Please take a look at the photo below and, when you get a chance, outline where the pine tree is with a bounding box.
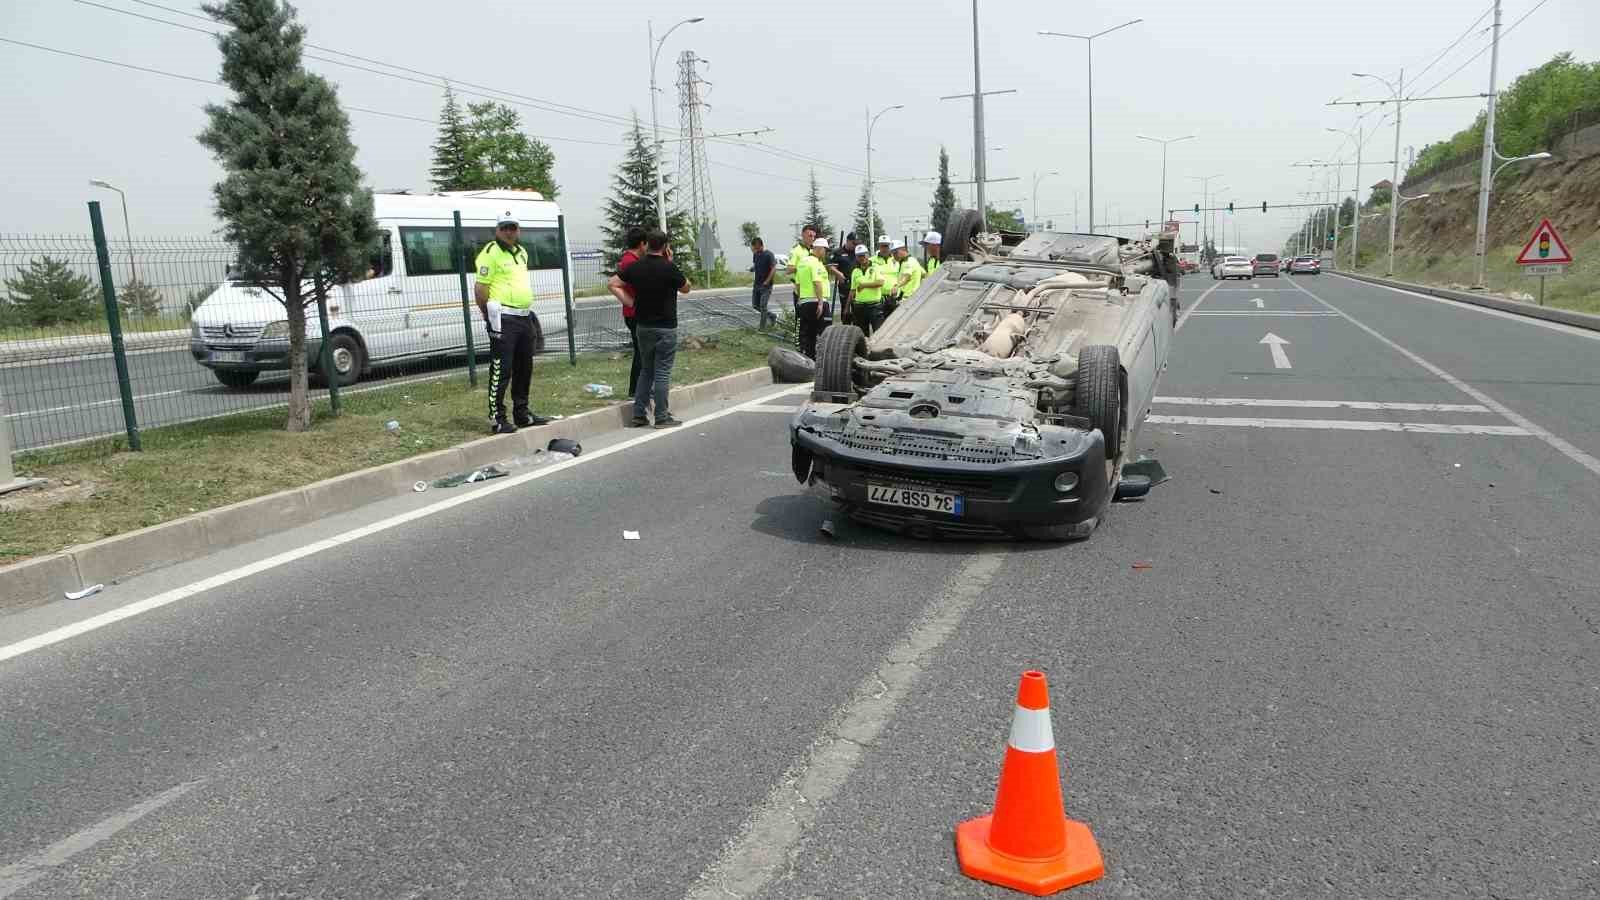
[930,146,957,233]
[429,83,471,191]
[852,180,884,242]
[118,279,163,319]
[199,0,379,431]
[803,170,831,236]
[599,114,691,270]
[0,256,99,327]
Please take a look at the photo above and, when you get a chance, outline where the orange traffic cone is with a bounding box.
[955,670,1103,896]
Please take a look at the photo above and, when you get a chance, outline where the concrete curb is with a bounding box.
[0,365,777,616]
[1331,271,1600,333]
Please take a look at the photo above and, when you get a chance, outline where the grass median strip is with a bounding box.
[0,328,776,565]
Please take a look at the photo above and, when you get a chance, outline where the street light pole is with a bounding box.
[1471,0,1504,287]
[648,17,703,234]
[88,179,135,283]
[1136,134,1194,229]
[971,0,987,220]
[1039,18,1142,234]
[1031,170,1060,232]
[866,104,904,242]
[1356,69,1405,275]
[1188,173,1223,257]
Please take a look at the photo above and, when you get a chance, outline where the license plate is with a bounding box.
[867,483,963,516]
[211,350,245,364]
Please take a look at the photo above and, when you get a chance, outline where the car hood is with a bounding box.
[192,283,290,327]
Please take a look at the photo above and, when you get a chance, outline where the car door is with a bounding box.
[338,228,402,362]
[398,224,494,358]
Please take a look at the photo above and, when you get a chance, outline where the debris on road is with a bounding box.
[623,530,641,540]
[430,465,510,489]
[818,518,835,538]
[384,420,400,434]
[64,583,105,600]
[413,481,428,492]
[768,346,816,383]
[584,383,614,398]
[1209,487,1224,495]
[547,438,582,457]
[1131,561,1153,570]
[1123,457,1171,486]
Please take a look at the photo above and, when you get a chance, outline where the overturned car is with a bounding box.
[789,210,1179,540]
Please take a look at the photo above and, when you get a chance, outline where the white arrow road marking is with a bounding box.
[1251,297,1265,308]
[1260,332,1292,369]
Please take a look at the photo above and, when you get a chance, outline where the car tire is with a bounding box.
[1074,344,1121,459]
[942,209,985,261]
[213,369,259,389]
[530,313,546,353]
[814,323,867,396]
[314,331,365,387]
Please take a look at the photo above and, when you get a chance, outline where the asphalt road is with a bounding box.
[2,272,1598,897]
[1,286,790,451]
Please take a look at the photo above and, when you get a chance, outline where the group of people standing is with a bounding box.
[751,227,944,359]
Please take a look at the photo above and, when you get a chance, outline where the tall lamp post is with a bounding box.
[1031,170,1060,232]
[866,104,904,242]
[1473,149,1550,286]
[1038,18,1141,234]
[1188,173,1223,258]
[1354,70,1403,275]
[1135,134,1194,229]
[88,179,135,283]
[648,16,704,233]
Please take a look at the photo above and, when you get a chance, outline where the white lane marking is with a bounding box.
[1190,311,1338,317]
[0,780,203,898]
[1148,415,1532,435]
[0,383,802,666]
[1156,397,1492,413]
[1260,333,1293,369]
[1007,706,1055,753]
[1327,273,1600,343]
[1288,277,1600,480]
[737,404,803,414]
[1251,297,1265,309]
[686,551,1007,900]
[1176,280,1224,331]
[5,389,191,420]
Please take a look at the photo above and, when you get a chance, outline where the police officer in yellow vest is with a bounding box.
[847,244,887,336]
[921,230,942,274]
[893,240,925,300]
[872,235,901,316]
[476,212,552,434]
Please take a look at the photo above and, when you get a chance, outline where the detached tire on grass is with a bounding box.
[1073,344,1122,459]
[814,324,866,396]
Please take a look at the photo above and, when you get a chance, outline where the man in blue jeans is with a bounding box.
[610,229,692,428]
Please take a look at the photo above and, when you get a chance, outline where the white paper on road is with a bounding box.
[622,530,640,540]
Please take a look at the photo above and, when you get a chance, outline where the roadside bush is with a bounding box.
[1,255,102,327]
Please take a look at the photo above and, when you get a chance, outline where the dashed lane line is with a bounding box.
[1147,415,1532,436]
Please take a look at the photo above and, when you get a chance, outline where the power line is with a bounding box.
[1408,1,1495,86]
[1411,0,1553,100]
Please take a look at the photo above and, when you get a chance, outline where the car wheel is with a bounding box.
[814,323,867,396]
[1073,344,1121,459]
[314,331,365,387]
[942,209,985,261]
[213,369,259,389]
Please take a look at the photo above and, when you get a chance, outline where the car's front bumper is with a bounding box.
[791,425,1110,539]
[191,338,316,372]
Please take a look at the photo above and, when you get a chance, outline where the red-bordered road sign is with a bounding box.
[1515,219,1574,266]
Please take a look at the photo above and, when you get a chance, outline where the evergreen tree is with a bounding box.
[199,0,379,431]
[738,221,761,247]
[0,256,99,327]
[599,114,690,269]
[429,83,471,191]
[930,146,957,233]
[118,279,163,319]
[803,170,831,236]
[852,181,884,243]
[460,102,558,196]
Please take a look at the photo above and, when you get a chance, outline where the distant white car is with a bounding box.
[1212,256,1253,280]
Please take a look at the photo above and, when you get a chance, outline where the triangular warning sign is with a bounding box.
[1515,218,1574,266]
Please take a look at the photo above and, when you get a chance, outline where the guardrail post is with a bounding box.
[557,213,577,366]
[315,291,341,416]
[88,201,142,451]
[453,211,477,387]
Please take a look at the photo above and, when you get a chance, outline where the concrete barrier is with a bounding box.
[1331,271,1600,333]
[1,366,777,615]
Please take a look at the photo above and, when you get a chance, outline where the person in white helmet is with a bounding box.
[921,230,943,274]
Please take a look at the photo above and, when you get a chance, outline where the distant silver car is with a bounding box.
[1212,256,1252,280]
[1288,256,1321,275]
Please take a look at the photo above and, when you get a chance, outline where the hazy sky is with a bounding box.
[2,0,1595,253]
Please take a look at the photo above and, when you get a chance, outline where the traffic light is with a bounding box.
[1227,202,1234,214]
[1194,203,1200,215]
[1261,202,1268,213]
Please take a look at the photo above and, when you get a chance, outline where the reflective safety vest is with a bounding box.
[795,254,828,301]
[475,240,533,309]
[925,256,941,274]
[788,242,811,274]
[872,256,901,295]
[898,257,926,296]
[850,265,883,303]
